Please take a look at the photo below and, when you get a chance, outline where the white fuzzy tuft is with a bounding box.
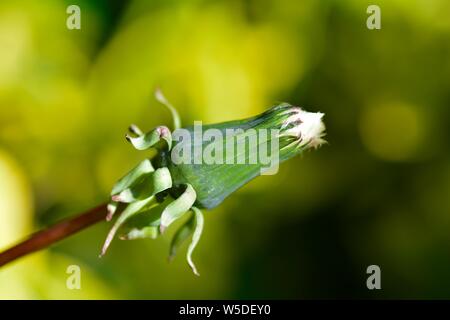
[282,108,326,148]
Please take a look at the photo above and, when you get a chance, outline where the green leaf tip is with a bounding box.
[155,88,181,130]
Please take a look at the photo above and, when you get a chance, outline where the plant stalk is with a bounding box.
[0,203,107,268]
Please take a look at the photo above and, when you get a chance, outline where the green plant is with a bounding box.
[101,90,326,275]
[0,90,325,274]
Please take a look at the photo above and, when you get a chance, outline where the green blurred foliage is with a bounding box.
[0,0,449,298]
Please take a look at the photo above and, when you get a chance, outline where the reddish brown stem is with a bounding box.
[0,203,107,268]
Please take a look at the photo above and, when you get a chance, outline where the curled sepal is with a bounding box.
[160,184,197,233]
[120,226,159,240]
[126,126,172,151]
[155,88,181,130]
[101,196,156,256]
[112,167,172,203]
[169,213,195,261]
[111,159,154,196]
[106,201,119,221]
[128,124,143,136]
[118,196,172,240]
[187,206,204,276]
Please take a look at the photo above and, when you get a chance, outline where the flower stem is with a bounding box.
[0,203,107,268]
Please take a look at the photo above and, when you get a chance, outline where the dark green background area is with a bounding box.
[0,0,449,299]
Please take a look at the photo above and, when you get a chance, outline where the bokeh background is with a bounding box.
[1,0,450,299]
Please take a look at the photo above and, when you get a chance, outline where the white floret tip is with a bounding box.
[282,108,326,149]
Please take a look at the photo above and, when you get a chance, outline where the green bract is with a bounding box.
[101,90,326,275]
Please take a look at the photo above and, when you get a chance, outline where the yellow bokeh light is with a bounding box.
[0,149,33,247]
[359,102,424,161]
